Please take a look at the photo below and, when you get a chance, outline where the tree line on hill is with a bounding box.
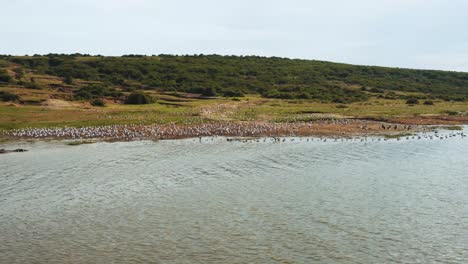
[1,54,468,103]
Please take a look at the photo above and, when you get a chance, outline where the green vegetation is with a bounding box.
[124,92,154,104]
[444,110,459,116]
[223,89,244,97]
[406,98,419,105]
[74,84,122,100]
[0,91,20,102]
[0,69,12,83]
[64,76,73,85]
[90,98,105,107]
[2,54,468,102]
[201,87,217,97]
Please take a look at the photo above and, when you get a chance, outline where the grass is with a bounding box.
[1,91,468,131]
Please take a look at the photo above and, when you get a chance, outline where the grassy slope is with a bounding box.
[3,54,468,101]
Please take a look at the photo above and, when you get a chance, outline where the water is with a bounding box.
[1,130,467,263]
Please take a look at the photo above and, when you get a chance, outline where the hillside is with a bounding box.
[1,54,468,104]
[1,54,468,132]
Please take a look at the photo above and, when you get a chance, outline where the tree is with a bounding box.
[223,89,244,97]
[124,92,154,104]
[0,71,12,83]
[201,87,217,97]
[90,98,105,107]
[0,91,20,102]
[64,76,73,85]
[406,98,419,105]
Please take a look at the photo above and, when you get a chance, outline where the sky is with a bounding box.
[1,0,468,71]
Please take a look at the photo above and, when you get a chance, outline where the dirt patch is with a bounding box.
[200,102,242,120]
[41,99,84,109]
[2,102,23,107]
[389,115,468,125]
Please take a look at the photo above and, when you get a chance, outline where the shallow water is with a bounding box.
[1,129,467,263]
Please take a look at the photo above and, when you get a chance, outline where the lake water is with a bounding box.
[1,129,467,263]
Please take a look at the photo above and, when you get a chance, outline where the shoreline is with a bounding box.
[1,118,466,143]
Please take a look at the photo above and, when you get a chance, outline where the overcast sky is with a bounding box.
[1,0,467,71]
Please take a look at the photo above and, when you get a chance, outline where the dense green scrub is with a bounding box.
[2,54,468,102]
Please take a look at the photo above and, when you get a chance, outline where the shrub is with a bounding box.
[64,76,73,85]
[452,97,466,102]
[423,100,434,105]
[223,89,244,97]
[74,84,121,100]
[90,98,105,107]
[24,82,43,90]
[0,73,12,83]
[106,88,123,98]
[332,98,345,104]
[369,87,384,93]
[445,111,459,116]
[201,87,217,97]
[124,92,154,104]
[384,91,398,100]
[297,92,310,99]
[0,91,20,102]
[123,86,136,92]
[406,98,419,105]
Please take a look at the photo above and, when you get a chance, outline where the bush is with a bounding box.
[90,98,105,107]
[123,86,136,92]
[74,84,122,100]
[64,76,73,85]
[124,92,154,104]
[406,98,419,105]
[369,87,384,93]
[223,89,244,97]
[0,73,12,83]
[423,100,434,105]
[201,87,217,97]
[24,82,43,90]
[0,91,20,102]
[445,111,459,116]
[297,92,310,99]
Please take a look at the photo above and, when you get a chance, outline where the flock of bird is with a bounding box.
[222,130,466,143]
[3,122,465,143]
[4,122,311,140]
